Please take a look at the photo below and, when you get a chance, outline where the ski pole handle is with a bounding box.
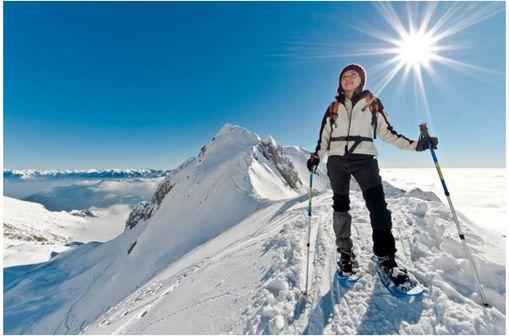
[419,123,431,139]
[419,123,436,150]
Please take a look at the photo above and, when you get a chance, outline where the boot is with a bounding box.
[377,255,410,287]
[337,249,355,276]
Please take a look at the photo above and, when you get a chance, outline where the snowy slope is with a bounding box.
[4,124,505,335]
[4,124,323,334]
[80,187,505,335]
[3,197,127,267]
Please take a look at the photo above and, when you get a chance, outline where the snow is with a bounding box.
[3,124,506,335]
[3,197,128,267]
[78,188,504,335]
[250,158,298,200]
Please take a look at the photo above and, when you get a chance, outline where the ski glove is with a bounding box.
[416,136,438,152]
[307,153,320,172]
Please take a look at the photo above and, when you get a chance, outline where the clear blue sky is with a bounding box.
[4,1,506,169]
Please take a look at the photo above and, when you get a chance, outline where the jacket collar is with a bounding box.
[336,89,373,109]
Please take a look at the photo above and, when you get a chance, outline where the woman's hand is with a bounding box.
[416,136,439,151]
[307,153,320,172]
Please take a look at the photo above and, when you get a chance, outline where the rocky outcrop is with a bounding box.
[70,209,96,217]
[3,223,67,243]
[259,136,302,190]
[124,201,157,231]
[151,178,174,206]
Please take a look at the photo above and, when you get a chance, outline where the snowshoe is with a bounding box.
[336,250,361,282]
[371,255,423,297]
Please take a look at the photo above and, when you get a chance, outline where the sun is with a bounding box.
[334,1,503,124]
[287,2,503,125]
[395,31,437,68]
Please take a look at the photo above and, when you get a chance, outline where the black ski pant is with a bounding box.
[327,154,397,258]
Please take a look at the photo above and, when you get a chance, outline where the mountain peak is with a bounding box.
[215,123,259,141]
[263,135,277,147]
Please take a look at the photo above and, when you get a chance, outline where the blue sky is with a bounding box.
[4,1,506,169]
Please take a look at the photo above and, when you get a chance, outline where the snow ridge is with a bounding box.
[3,124,320,334]
[3,124,505,335]
[124,124,323,231]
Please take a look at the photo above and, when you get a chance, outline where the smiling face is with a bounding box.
[341,69,362,94]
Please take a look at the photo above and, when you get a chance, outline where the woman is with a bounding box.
[307,63,437,286]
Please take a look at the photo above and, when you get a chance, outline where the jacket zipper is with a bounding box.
[345,101,354,153]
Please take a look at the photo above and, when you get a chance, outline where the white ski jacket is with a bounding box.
[314,93,417,162]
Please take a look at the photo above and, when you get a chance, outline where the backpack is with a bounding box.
[327,92,381,154]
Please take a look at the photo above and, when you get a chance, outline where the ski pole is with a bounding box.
[303,167,316,296]
[419,123,489,307]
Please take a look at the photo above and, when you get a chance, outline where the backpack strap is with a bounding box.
[327,100,340,150]
[330,100,339,125]
[366,93,382,139]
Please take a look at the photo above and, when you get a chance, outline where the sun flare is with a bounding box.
[291,2,503,126]
[348,2,503,125]
[396,31,437,67]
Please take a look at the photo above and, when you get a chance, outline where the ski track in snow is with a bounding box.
[81,189,505,335]
[85,261,205,335]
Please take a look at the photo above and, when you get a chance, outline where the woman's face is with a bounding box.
[341,69,362,93]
